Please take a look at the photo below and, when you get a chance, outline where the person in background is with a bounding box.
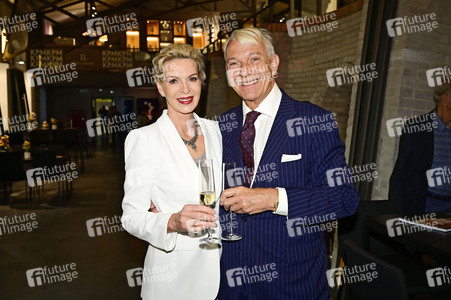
[121,43,222,300]
[389,83,451,214]
[98,105,108,134]
[137,104,152,128]
[218,27,359,300]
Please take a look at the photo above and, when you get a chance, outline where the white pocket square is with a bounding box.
[281,154,302,163]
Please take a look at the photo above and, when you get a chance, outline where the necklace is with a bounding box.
[181,120,198,151]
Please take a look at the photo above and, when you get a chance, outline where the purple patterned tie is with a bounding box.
[239,111,261,187]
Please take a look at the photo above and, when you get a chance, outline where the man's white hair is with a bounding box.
[223,27,275,61]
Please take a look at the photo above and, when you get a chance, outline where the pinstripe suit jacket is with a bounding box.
[218,91,359,300]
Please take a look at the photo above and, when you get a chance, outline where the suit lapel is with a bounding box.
[257,92,296,176]
[230,108,244,168]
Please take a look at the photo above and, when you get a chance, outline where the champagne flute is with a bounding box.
[198,158,220,245]
[221,162,242,241]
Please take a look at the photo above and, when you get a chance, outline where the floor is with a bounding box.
[0,140,147,300]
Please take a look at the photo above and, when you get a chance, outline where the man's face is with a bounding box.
[225,39,279,109]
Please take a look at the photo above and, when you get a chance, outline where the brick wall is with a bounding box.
[372,0,451,199]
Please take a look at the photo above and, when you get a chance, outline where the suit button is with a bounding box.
[241,216,247,222]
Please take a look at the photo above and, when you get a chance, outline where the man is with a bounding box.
[389,83,451,214]
[219,28,359,299]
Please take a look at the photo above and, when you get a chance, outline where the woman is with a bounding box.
[121,44,222,299]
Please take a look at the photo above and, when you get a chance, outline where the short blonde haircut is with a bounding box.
[223,27,275,61]
[433,83,451,103]
[152,43,206,83]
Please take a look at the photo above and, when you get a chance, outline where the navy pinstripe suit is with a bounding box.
[218,91,359,299]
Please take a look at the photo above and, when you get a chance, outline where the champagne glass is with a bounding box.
[221,162,242,241]
[198,158,220,245]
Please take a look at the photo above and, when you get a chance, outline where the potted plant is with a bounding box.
[27,112,37,131]
[23,141,31,159]
[0,135,10,152]
[51,117,58,130]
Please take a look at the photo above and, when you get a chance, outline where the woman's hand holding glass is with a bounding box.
[167,204,217,233]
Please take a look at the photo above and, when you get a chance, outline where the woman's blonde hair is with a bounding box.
[223,27,275,61]
[152,43,206,83]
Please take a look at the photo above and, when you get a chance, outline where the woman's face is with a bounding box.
[156,58,202,118]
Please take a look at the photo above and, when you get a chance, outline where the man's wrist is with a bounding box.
[273,188,279,211]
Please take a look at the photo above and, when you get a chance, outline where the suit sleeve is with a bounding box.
[286,125,359,222]
[121,129,177,252]
[388,131,411,213]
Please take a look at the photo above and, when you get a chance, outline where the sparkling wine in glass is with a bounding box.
[198,158,220,245]
[221,162,242,241]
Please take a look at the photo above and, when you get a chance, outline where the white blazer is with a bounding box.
[121,110,222,300]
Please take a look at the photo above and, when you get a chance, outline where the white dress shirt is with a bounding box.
[242,83,288,216]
